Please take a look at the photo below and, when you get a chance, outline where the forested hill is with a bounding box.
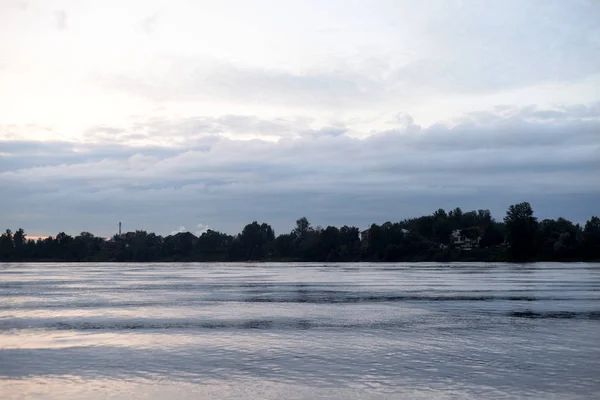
[2,202,599,263]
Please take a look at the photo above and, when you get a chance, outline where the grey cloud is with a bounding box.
[139,12,159,35]
[394,1,600,94]
[3,1,28,10]
[93,2,600,107]
[303,126,347,138]
[0,140,185,172]
[86,126,125,135]
[1,104,599,236]
[129,115,318,143]
[84,126,126,141]
[94,56,380,107]
[54,10,67,30]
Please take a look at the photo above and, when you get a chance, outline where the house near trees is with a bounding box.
[450,229,481,250]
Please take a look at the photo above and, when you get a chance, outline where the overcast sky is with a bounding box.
[1,0,599,237]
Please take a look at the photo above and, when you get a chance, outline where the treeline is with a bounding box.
[1,202,599,262]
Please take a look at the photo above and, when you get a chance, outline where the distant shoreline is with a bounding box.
[2,202,599,263]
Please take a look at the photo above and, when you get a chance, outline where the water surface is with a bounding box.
[1,262,599,399]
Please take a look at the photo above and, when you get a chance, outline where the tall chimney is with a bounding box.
[119,222,122,236]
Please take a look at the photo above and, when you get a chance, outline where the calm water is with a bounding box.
[1,262,599,399]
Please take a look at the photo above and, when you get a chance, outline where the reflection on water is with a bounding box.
[1,262,599,399]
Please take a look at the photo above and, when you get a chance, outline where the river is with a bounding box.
[1,262,599,399]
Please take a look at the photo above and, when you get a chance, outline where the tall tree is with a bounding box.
[582,216,600,260]
[12,228,26,259]
[0,229,14,260]
[293,217,312,239]
[237,221,275,260]
[504,202,538,261]
[196,230,234,261]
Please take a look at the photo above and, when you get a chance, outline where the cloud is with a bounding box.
[393,1,600,94]
[195,223,209,236]
[170,226,187,235]
[54,10,67,31]
[139,12,159,35]
[3,1,28,10]
[93,55,383,108]
[81,115,335,145]
[91,0,600,108]
[1,104,599,236]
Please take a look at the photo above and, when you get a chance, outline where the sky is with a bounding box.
[1,0,599,237]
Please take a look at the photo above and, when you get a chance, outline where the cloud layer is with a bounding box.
[2,104,599,236]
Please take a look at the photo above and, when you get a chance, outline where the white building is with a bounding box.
[450,229,480,250]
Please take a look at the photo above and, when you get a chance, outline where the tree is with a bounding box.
[273,233,295,260]
[0,229,14,260]
[13,228,26,247]
[476,209,493,227]
[433,208,447,219]
[163,232,196,260]
[55,232,75,260]
[449,207,464,230]
[319,226,340,261]
[461,226,481,240]
[363,223,384,260]
[292,217,312,239]
[196,230,234,261]
[461,211,479,229]
[297,229,321,261]
[433,218,453,244]
[237,221,275,260]
[504,202,538,261]
[538,218,580,260]
[338,225,360,260]
[480,223,505,248]
[582,216,600,260]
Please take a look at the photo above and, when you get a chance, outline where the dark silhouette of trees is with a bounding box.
[537,218,580,260]
[1,203,598,263]
[273,233,295,260]
[236,222,275,260]
[196,230,234,261]
[432,209,453,245]
[504,202,538,261]
[480,223,505,248]
[0,229,14,260]
[582,216,600,260]
[293,217,312,239]
[163,232,196,260]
